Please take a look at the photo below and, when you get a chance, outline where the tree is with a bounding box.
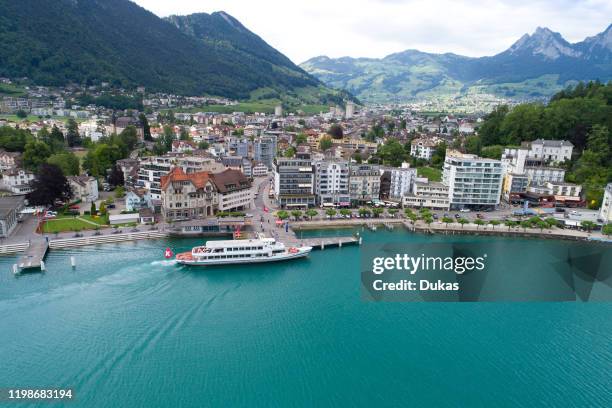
[198,141,210,150]
[276,210,289,220]
[291,210,302,221]
[325,208,337,218]
[66,119,82,147]
[602,224,612,236]
[139,113,152,141]
[99,202,107,215]
[319,136,333,151]
[340,209,352,217]
[327,124,344,139]
[388,208,398,217]
[505,220,517,230]
[118,125,139,151]
[474,219,485,229]
[27,164,72,206]
[442,216,453,226]
[580,220,596,232]
[359,207,371,217]
[108,165,125,187]
[115,186,126,198]
[90,202,97,215]
[16,109,28,119]
[536,220,548,231]
[478,104,510,146]
[378,139,406,167]
[153,126,175,154]
[489,220,501,229]
[423,215,433,226]
[47,151,80,176]
[0,126,34,152]
[83,143,124,177]
[458,218,469,229]
[22,141,51,171]
[372,207,384,218]
[520,220,532,231]
[545,218,558,229]
[295,133,307,145]
[284,146,296,158]
[180,128,190,141]
[404,208,415,218]
[305,209,318,220]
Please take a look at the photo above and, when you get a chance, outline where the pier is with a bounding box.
[287,235,359,250]
[17,240,49,270]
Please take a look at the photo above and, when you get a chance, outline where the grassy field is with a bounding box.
[0,114,85,123]
[80,214,109,225]
[0,83,26,96]
[42,217,99,233]
[417,166,442,182]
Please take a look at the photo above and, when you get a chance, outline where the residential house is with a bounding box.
[67,176,99,202]
[0,168,35,195]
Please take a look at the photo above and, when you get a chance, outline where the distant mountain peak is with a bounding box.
[508,27,581,59]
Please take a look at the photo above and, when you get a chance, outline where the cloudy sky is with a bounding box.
[133,0,611,64]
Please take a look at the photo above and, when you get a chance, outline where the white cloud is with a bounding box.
[132,0,612,63]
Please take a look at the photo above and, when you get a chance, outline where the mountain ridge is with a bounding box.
[300,25,612,103]
[0,0,346,104]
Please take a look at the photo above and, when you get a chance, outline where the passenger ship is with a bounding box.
[175,237,312,266]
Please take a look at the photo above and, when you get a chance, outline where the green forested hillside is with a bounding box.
[0,0,328,100]
[475,81,612,207]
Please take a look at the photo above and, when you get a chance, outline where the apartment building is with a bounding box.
[388,164,417,200]
[314,160,350,206]
[528,139,573,163]
[443,150,503,210]
[410,138,438,160]
[349,164,381,205]
[210,169,252,212]
[160,167,217,220]
[273,156,315,209]
[599,183,612,223]
[254,135,277,169]
[403,180,450,210]
[137,156,173,200]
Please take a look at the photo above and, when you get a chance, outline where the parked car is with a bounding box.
[107,204,116,209]
[459,208,471,213]
[454,213,461,219]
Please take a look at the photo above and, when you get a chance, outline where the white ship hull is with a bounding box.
[176,246,312,266]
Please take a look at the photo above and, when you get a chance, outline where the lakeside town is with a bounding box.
[0,81,611,262]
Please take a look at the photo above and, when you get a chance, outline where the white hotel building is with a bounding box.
[443,150,503,210]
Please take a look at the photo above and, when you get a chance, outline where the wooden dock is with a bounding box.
[17,240,49,270]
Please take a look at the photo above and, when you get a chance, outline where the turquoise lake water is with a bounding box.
[0,229,610,407]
